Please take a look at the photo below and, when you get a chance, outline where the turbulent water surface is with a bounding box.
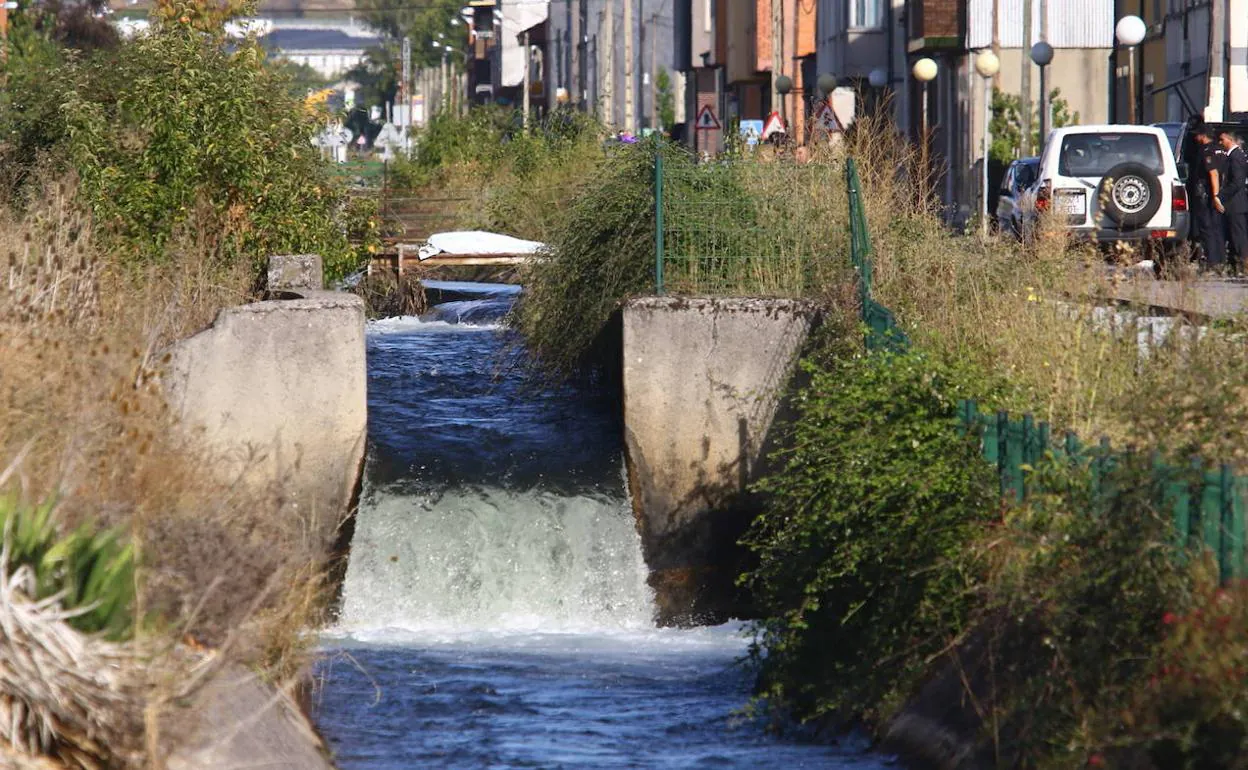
[313,281,891,769]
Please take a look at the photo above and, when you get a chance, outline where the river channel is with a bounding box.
[312,282,892,769]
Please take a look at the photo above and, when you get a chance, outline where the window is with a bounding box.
[850,0,884,29]
[1057,133,1165,177]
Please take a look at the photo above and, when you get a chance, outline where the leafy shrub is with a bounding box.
[962,455,1198,767]
[740,349,1002,724]
[1123,578,1248,769]
[3,20,356,278]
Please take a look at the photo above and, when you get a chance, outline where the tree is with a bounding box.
[343,44,399,110]
[989,87,1079,164]
[354,0,463,68]
[655,68,675,130]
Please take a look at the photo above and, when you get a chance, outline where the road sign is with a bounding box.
[813,102,842,133]
[695,105,721,130]
[312,124,353,149]
[738,119,764,147]
[761,111,786,141]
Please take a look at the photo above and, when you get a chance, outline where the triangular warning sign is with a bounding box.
[762,110,786,140]
[813,102,842,133]
[695,104,720,130]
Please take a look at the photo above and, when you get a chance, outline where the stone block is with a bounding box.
[268,254,325,294]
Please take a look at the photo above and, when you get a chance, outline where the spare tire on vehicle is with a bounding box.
[1097,162,1163,228]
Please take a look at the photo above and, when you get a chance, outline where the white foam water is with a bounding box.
[367,315,503,335]
[336,485,655,636]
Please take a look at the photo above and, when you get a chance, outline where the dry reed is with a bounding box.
[0,180,336,767]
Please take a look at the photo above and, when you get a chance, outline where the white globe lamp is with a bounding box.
[1115,15,1146,47]
[912,57,938,83]
[1116,15,1146,122]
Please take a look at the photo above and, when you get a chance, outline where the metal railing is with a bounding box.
[653,152,849,298]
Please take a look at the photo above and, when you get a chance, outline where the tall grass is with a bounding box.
[1,181,334,767]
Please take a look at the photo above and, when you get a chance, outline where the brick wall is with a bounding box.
[911,0,963,42]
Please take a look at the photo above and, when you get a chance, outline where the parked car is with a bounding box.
[994,157,1039,238]
[1153,121,1184,155]
[1024,125,1189,250]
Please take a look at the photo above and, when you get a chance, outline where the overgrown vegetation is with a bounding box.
[0,7,360,765]
[389,107,606,243]
[1,7,360,279]
[741,350,1002,724]
[482,97,1248,766]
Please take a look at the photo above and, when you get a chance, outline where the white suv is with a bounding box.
[1027,125,1189,248]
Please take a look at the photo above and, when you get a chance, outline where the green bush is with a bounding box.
[2,21,356,279]
[515,140,678,377]
[0,495,134,641]
[964,455,1198,767]
[740,349,1002,725]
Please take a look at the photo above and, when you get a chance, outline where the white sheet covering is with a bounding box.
[417,231,547,261]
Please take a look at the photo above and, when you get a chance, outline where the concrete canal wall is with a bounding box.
[622,297,820,625]
[159,255,366,769]
[163,258,368,554]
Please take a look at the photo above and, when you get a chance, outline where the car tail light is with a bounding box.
[1172,184,1188,212]
[1150,230,1178,239]
[1036,181,1052,212]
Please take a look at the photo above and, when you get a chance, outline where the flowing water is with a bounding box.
[313,282,892,769]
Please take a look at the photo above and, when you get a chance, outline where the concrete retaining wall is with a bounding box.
[165,665,334,770]
[622,297,819,625]
[163,293,368,552]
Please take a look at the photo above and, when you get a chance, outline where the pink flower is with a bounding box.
[1162,612,1178,625]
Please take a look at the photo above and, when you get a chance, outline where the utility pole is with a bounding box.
[604,3,615,124]
[401,37,411,129]
[771,0,782,116]
[523,30,532,130]
[991,0,1000,89]
[1207,0,1226,121]
[570,0,581,108]
[650,11,658,130]
[792,0,802,139]
[441,53,449,112]
[1020,0,1032,156]
[624,0,636,132]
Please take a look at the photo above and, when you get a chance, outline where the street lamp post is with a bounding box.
[975,51,1000,238]
[1030,41,1054,148]
[867,69,887,116]
[912,58,938,200]
[1115,15,1146,123]
[776,74,794,137]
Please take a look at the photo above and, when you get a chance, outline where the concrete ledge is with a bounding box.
[1108,277,1248,318]
[623,297,820,624]
[164,294,368,552]
[165,665,333,770]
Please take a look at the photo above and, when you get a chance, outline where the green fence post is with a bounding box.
[1199,465,1220,570]
[1220,465,1235,583]
[997,411,1011,499]
[983,407,1000,467]
[654,152,665,296]
[1008,416,1025,501]
[1233,477,1247,580]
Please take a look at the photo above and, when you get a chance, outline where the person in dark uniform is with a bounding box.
[1192,123,1229,270]
[1217,129,1248,272]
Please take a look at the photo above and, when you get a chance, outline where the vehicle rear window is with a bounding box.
[1057,133,1165,177]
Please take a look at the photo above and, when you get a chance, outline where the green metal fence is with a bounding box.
[654,153,849,297]
[842,156,1248,583]
[846,158,908,352]
[957,401,1248,583]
